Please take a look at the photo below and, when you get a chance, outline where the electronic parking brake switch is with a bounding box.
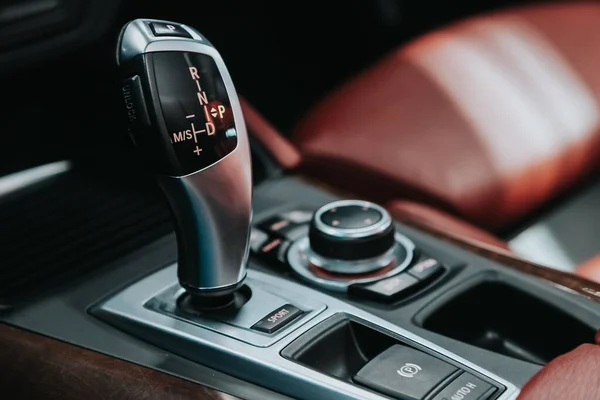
[354,345,457,400]
[354,345,496,400]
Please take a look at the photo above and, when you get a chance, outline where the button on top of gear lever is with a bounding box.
[149,22,192,38]
[117,19,252,305]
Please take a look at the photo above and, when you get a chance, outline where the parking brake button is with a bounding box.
[354,345,457,400]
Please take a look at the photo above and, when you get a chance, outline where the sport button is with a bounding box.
[251,304,303,334]
[354,345,457,400]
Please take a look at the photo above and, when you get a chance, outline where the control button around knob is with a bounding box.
[309,200,395,261]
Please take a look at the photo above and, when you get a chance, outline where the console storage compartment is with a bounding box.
[281,314,397,381]
[420,277,596,365]
[282,314,504,400]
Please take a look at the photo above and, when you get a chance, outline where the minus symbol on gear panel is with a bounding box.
[186,114,195,119]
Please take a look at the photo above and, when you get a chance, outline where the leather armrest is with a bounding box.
[388,200,509,251]
[576,255,600,283]
[518,343,600,400]
[240,98,301,169]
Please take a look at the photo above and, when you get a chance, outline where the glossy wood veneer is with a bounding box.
[0,323,238,400]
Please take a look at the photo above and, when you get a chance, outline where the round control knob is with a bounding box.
[309,200,395,261]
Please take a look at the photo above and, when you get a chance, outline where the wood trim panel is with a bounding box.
[392,211,600,304]
[0,323,238,400]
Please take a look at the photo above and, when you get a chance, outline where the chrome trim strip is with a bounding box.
[0,161,71,199]
[287,232,416,292]
[94,266,520,400]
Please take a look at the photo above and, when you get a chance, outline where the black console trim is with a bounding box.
[414,271,598,365]
[282,313,505,400]
[3,177,600,399]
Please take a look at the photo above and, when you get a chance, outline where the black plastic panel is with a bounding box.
[420,277,595,365]
[0,0,83,50]
[0,169,172,308]
[0,0,122,73]
[151,52,237,175]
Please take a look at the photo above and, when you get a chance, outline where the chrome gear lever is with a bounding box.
[117,19,252,304]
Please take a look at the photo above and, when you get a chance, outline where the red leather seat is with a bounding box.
[388,200,511,250]
[517,342,600,399]
[292,2,600,280]
[576,255,600,283]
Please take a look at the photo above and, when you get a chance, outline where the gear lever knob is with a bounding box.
[117,19,252,301]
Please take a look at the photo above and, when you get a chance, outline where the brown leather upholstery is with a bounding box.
[388,200,509,250]
[517,343,600,400]
[293,2,600,232]
[389,199,600,282]
[240,98,301,169]
[576,255,600,283]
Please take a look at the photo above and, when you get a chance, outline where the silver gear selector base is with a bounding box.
[92,265,519,400]
[140,266,326,348]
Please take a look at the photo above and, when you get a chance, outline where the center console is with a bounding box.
[100,19,520,399]
[91,170,600,400]
[2,17,600,400]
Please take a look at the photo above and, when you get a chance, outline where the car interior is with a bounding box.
[2,0,600,399]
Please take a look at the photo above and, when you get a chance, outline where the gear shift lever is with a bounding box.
[117,19,252,306]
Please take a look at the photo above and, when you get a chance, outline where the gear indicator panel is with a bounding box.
[152,52,238,176]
